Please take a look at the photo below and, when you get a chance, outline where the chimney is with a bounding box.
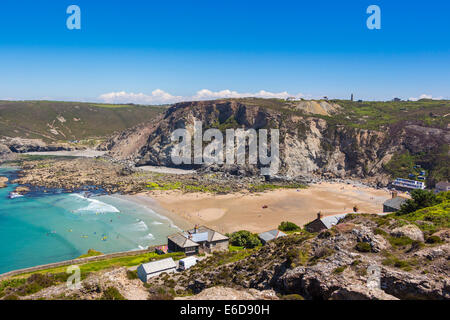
[392,191,398,199]
[317,211,323,220]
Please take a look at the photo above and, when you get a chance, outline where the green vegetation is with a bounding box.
[77,249,103,259]
[12,251,185,280]
[126,270,139,280]
[278,221,301,232]
[382,251,418,271]
[227,230,262,249]
[333,266,347,274]
[397,190,442,216]
[146,180,307,194]
[355,242,372,253]
[99,287,126,300]
[328,99,450,130]
[248,183,307,193]
[387,236,414,248]
[281,294,305,300]
[0,273,70,298]
[286,248,310,268]
[228,245,245,252]
[383,145,449,186]
[0,100,164,142]
[394,192,450,234]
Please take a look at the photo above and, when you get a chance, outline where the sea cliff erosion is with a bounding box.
[103,98,450,187]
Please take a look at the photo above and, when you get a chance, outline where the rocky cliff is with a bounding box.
[104,99,450,186]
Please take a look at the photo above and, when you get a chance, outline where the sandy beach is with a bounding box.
[132,182,407,234]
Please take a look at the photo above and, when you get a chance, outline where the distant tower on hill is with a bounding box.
[351,93,354,101]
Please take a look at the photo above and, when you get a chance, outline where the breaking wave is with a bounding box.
[71,194,120,213]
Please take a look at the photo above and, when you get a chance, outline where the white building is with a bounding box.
[137,257,177,283]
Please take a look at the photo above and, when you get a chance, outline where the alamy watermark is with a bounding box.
[66,5,81,30]
[366,5,381,30]
[170,120,280,176]
[66,265,81,290]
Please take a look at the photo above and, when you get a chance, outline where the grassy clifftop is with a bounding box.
[0,100,165,142]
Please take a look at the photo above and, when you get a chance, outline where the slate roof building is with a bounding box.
[258,229,287,244]
[435,181,450,193]
[137,257,177,283]
[383,193,408,213]
[168,225,229,255]
[304,212,349,233]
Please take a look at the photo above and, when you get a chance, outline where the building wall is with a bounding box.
[137,266,176,283]
[206,239,229,253]
[305,219,327,233]
[383,205,397,213]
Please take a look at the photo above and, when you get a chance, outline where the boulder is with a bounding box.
[391,224,424,242]
[352,226,389,252]
[14,186,30,195]
[381,268,450,300]
[0,176,8,188]
[330,284,398,300]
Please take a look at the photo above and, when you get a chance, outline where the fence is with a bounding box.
[0,244,163,279]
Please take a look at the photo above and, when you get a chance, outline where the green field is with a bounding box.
[0,100,166,142]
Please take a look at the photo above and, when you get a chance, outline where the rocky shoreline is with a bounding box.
[8,155,392,198]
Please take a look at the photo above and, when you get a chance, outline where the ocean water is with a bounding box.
[0,167,181,274]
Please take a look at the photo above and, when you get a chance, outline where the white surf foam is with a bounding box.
[143,233,155,240]
[71,194,120,213]
[133,220,149,231]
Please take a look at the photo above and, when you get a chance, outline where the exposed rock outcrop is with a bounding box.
[0,143,15,161]
[391,225,425,242]
[104,99,449,185]
[0,176,8,188]
[0,137,75,153]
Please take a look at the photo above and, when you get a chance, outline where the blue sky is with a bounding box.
[0,0,449,103]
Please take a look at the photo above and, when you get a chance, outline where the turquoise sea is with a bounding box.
[0,167,181,274]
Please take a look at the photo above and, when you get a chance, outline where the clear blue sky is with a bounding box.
[0,0,449,103]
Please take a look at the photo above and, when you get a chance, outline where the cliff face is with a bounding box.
[105,100,450,185]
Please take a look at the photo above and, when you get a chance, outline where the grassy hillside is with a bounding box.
[221,98,450,130]
[0,100,165,142]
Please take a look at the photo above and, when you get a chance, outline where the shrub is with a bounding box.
[388,236,414,248]
[355,242,372,253]
[374,228,388,237]
[333,266,347,274]
[351,259,361,267]
[278,221,300,232]
[228,230,261,249]
[397,190,441,215]
[126,270,138,280]
[426,235,443,244]
[281,294,304,300]
[100,287,126,300]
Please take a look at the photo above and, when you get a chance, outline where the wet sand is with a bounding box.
[131,182,405,234]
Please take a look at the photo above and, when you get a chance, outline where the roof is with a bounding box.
[436,181,450,189]
[180,256,197,263]
[258,229,287,242]
[186,226,229,242]
[168,233,200,248]
[168,226,228,248]
[383,197,408,210]
[140,258,176,274]
[320,213,349,229]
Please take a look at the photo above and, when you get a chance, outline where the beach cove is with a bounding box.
[0,167,189,274]
[141,181,397,234]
